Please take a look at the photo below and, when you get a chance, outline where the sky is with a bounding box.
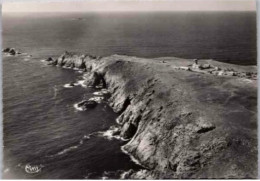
[2,0,256,13]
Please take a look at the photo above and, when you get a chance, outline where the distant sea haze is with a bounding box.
[3,11,256,65]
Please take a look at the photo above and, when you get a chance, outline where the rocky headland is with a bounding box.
[45,52,257,179]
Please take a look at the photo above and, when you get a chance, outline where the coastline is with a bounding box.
[42,52,257,178]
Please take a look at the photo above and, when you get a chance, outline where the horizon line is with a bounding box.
[2,9,256,13]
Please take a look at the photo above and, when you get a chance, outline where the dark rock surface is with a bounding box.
[69,82,75,87]
[77,100,97,109]
[45,57,54,62]
[47,52,257,179]
[2,47,22,56]
[83,72,106,88]
[120,122,138,140]
[3,48,11,53]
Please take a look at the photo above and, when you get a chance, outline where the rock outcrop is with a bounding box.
[2,47,22,56]
[46,51,97,68]
[46,52,257,179]
[77,100,98,109]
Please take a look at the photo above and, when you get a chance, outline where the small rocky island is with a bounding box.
[2,47,22,56]
[45,52,257,179]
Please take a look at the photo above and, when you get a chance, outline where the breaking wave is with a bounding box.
[63,83,74,88]
[121,146,143,167]
[46,134,95,158]
[73,103,85,111]
[97,126,128,141]
[75,80,87,88]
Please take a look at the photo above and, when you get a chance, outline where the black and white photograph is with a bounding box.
[1,0,258,179]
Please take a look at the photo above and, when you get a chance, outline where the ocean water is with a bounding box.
[3,56,142,179]
[3,12,256,65]
[2,12,256,179]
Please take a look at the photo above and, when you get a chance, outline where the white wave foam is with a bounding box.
[93,91,103,96]
[101,176,109,180]
[101,171,111,180]
[17,163,23,168]
[73,103,85,111]
[121,146,143,167]
[3,168,10,173]
[53,86,58,98]
[93,89,110,97]
[75,80,87,88]
[63,83,74,88]
[96,85,103,89]
[240,78,253,83]
[98,126,128,141]
[84,134,91,139]
[121,169,149,179]
[120,169,134,179]
[56,145,79,156]
[89,96,104,103]
[63,66,72,69]
[48,133,93,157]
[4,54,12,57]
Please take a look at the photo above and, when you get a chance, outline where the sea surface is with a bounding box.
[2,12,256,179]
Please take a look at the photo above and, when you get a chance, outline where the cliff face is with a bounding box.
[47,52,257,178]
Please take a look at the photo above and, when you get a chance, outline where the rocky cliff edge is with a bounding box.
[46,52,257,179]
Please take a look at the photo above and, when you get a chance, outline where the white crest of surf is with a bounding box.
[89,96,104,103]
[56,145,79,156]
[93,89,110,97]
[73,97,102,111]
[121,146,144,167]
[120,169,133,179]
[3,168,10,173]
[75,80,87,88]
[120,169,149,179]
[47,133,94,158]
[93,91,103,96]
[98,126,128,141]
[63,83,74,88]
[62,66,73,69]
[241,78,253,83]
[73,103,85,111]
[4,54,13,57]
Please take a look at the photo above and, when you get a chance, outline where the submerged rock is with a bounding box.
[77,100,97,109]
[45,57,54,62]
[69,82,75,87]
